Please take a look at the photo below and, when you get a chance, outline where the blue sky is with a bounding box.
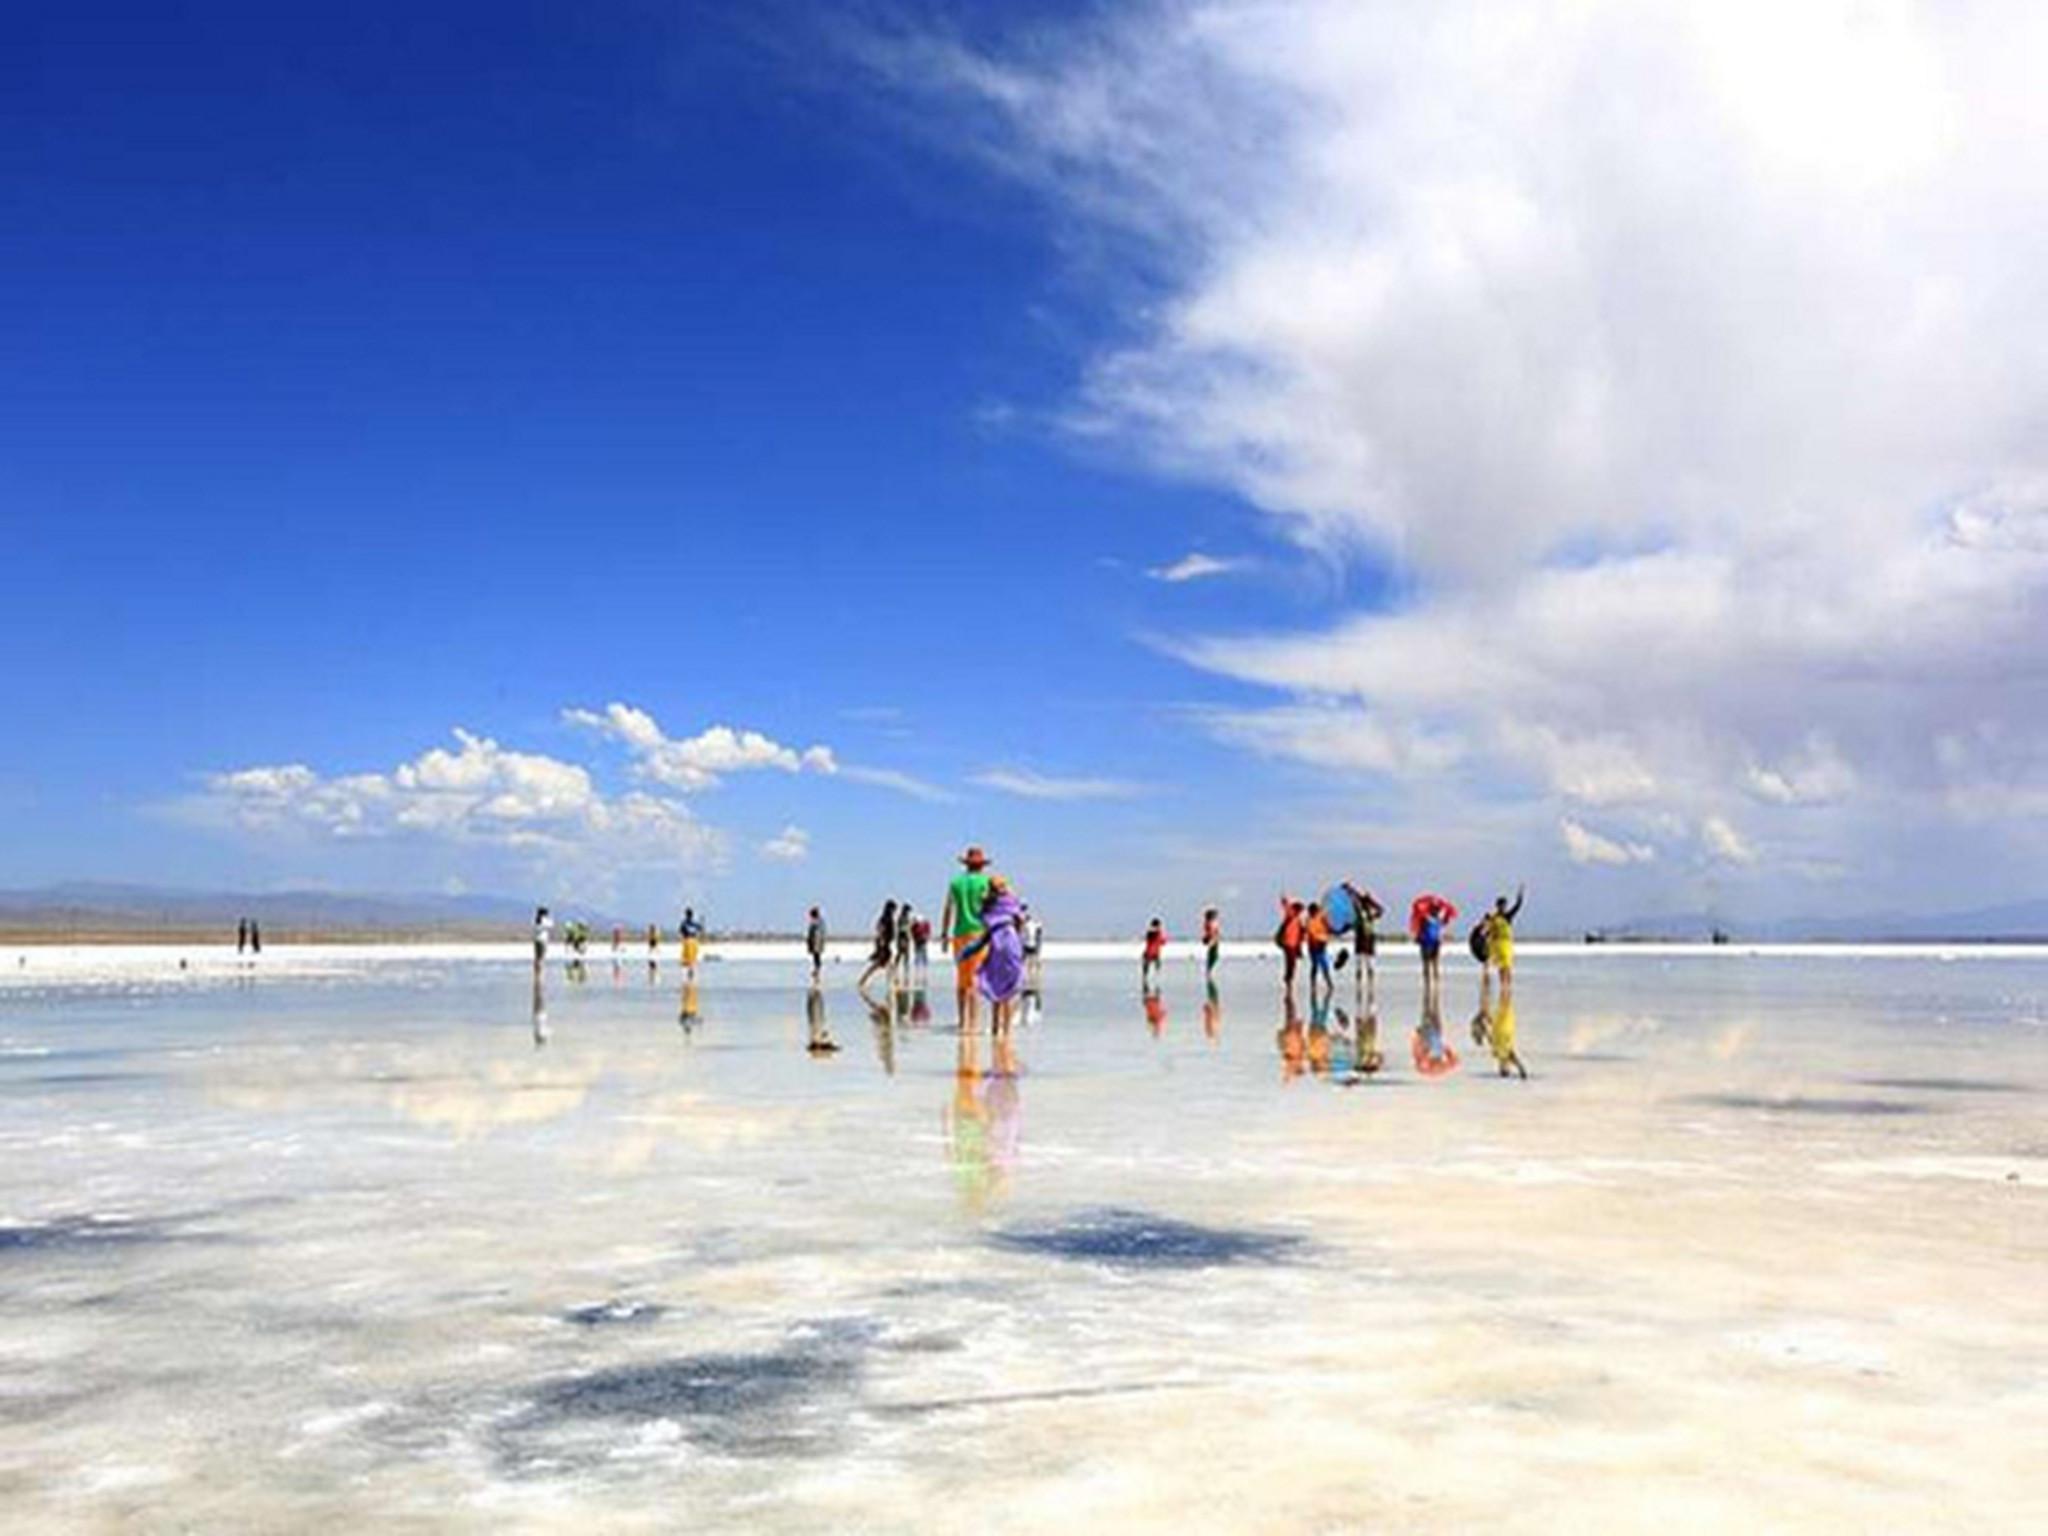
[8,2,2048,933]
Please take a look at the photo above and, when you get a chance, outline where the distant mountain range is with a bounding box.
[1591,896,2048,944]
[0,881,570,938]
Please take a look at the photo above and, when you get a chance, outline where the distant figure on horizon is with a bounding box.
[249,919,261,955]
[893,898,914,991]
[236,918,249,956]
[1021,906,1044,990]
[805,906,827,985]
[645,923,660,977]
[533,907,553,973]
[859,900,898,996]
[678,907,704,978]
[1201,906,1221,981]
[911,909,932,981]
[940,845,995,1032]
[1141,917,1167,991]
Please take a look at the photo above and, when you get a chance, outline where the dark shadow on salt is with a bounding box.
[561,1301,665,1329]
[989,1207,1307,1270]
[1855,1077,2027,1095]
[1681,1094,1930,1117]
[502,1345,863,1465]
[0,1215,180,1255]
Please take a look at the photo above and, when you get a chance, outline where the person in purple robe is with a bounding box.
[971,876,1028,1033]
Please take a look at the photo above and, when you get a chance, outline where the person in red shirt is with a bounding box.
[1141,917,1167,991]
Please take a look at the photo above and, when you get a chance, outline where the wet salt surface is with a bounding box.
[2,953,2046,1532]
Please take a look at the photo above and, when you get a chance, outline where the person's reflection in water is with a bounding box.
[1413,987,1460,1077]
[677,979,700,1037]
[805,984,839,1055]
[1144,989,1168,1038]
[531,969,550,1049]
[945,1027,996,1211]
[1473,995,1529,1079]
[1202,979,1223,1043]
[985,1024,1022,1191]
[1022,986,1044,1029]
[1306,989,1334,1077]
[909,986,932,1028]
[1275,990,1306,1082]
[1347,1004,1385,1077]
[867,991,898,1076]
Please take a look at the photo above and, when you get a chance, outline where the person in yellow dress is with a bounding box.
[1482,885,1525,1000]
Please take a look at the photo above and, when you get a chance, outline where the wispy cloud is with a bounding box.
[862,2,2048,906]
[838,764,957,803]
[1147,551,1243,583]
[970,767,1144,801]
[760,825,811,863]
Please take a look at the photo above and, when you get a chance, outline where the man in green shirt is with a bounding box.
[940,844,994,1030]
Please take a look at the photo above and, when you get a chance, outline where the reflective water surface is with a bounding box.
[3,952,2046,1532]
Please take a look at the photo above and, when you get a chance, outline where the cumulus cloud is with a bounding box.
[1148,551,1242,582]
[204,729,722,869]
[970,766,1145,801]
[1560,817,1656,869]
[865,1,2048,903]
[760,824,812,863]
[1701,815,1759,867]
[565,704,837,791]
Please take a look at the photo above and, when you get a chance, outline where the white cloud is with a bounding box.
[1148,551,1242,583]
[760,825,811,863]
[1560,818,1657,869]
[867,4,2048,902]
[970,767,1144,801]
[837,764,957,803]
[565,704,838,791]
[204,729,722,869]
[1701,815,1758,867]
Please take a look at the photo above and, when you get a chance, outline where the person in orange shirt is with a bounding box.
[1275,896,1306,995]
[1304,901,1334,999]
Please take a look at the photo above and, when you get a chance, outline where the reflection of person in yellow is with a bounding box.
[678,979,700,1034]
[1202,979,1223,1044]
[1474,996,1529,1079]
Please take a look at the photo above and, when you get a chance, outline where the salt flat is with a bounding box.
[2,950,2044,1532]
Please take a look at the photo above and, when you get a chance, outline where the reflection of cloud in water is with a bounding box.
[1682,1093,1932,1118]
[1564,1013,1662,1056]
[1710,1022,1756,1061]
[604,1094,811,1173]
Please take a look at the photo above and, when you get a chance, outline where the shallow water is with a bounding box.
[3,952,2045,1532]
